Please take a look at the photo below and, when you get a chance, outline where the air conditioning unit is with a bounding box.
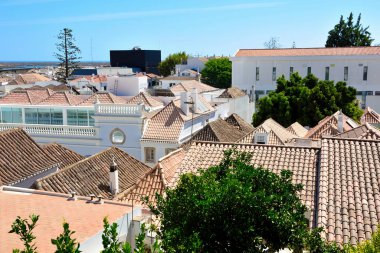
[254,133,268,144]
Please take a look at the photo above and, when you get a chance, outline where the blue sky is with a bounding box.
[0,0,379,61]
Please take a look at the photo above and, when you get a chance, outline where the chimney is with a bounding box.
[109,155,119,195]
[190,88,199,113]
[337,110,344,133]
[180,92,190,116]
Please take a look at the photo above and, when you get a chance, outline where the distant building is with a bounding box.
[230,47,380,110]
[110,48,161,75]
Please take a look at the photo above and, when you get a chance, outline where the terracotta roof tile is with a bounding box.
[0,89,54,105]
[126,92,164,108]
[0,128,58,185]
[225,113,254,133]
[192,119,247,142]
[41,143,84,168]
[333,123,380,140]
[170,141,319,227]
[142,101,184,141]
[38,91,85,106]
[318,138,380,245]
[71,75,107,83]
[306,111,359,139]
[170,80,219,94]
[8,73,50,85]
[361,107,380,124]
[239,118,297,145]
[235,47,380,57]
[218,87,247,98]
[79,92,127,105]
[287,122,308,137]
[35,147,151,199]
[0,187,132,253]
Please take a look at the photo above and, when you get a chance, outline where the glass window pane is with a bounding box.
[37,108,51,124]
[25,108,38,124]
[1,108,12,123]
[51,109,63,125]
[77,110,88,126]
[12,108,22,123]
[67,109,78,125]
[88,110,95,126]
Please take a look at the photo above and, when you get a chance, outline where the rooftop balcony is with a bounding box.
[95,104,143,117]
[0,124,98,137]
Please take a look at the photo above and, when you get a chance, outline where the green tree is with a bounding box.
[54,28,81,83]
[326,13,374,47]
[149,149,311,252]
[101,217,132,253]
[346,225,380,252]
[252,72,362,127]
[9,214,39,253]
[158,52,187,76]
[51,222,81,253]
[201,57,232,89]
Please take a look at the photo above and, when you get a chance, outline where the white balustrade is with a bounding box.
[95,104,142,116]
[0,124,97,137]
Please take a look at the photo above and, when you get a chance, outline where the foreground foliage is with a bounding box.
[201,57,232,89]
[150,150,311,252]
[9,214,39,253]
[252,73,362,127]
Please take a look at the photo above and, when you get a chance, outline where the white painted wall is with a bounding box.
[176,57,207,73]
[97,67,134,76]
[107,75,148,96]
[230,55,380,106]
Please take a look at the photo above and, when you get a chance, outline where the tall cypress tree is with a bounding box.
[54,28,81,83]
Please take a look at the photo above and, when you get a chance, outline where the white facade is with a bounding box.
[230,48,380,108]
[107,75,148,96]
[175,57,208,73]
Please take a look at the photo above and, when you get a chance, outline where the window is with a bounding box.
[24,108,63,125]
[111,129,125,144]
[1,107,22,123]
[272,67,276,81]
[289,67,294,77]
[375,91,380,96]
[25,108,38,124]
[165,148,176,155]
[67,109,93,126]
[145,147,155,163]
[366,91,373,96]
[256,67,259,81]
[325,67,330,80]
[344,66,348,81]
[307,67,311,75]
[254,133,268,144]
[363,66,368,81]
[356,91,363,95]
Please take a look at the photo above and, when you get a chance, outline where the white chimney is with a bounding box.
[180,92,190,116]
[337,110,344,133]
[190,88,199,113]
[109,156,119,195]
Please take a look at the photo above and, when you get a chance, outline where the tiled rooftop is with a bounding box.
[218,87,247,98]
[0,89,54,105]
[361,107,380,124]
[79,92,127,105]
[38,91,85,106]
[170,80,219,94]
[35,147,151,199]
[41,143,84,168]
[142,101,185,142]
[239,118,297,145]
[318,138,380,245]
[235,47,380,57]
[333,123,380,140]
[126,92,164,108]
[0,128,58,185]
[71,75,107,83]
[305,111,359,139]
[224,113,254,133]
[0,187,132,253]
[287,122,308,137]
[8,73,50,85]
[119,149,186,204]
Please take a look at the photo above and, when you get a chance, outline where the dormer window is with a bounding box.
[254,133,268,144]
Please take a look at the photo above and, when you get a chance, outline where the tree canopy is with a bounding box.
[150,149,312,252]
[201,57,231,89]
[326,13,374,47]
[158,52,188,77]
[252,72,362,127]
[264,37,281,49]
[54,28,81,83]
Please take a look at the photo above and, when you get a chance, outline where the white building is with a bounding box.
[175,57,208,73]
[230,47,380,109]
[0,85,250,165]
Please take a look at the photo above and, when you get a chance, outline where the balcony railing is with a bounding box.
[0,124,97,137]
[95,104,143,116]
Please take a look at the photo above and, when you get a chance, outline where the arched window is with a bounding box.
[111,129,125,144]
